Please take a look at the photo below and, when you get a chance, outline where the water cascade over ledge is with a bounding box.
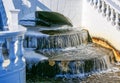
[24,26,115,79]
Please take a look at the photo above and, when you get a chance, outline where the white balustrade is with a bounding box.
[90,0,93,5]
[97,0,101,12]
[111,0,120,8]
[87,0,90,2]
[0,39,5,72]
[115,12,120,30]
[7,37,17,70]
[101,1,105,16]
[9,10,20,27]
[106,4,110,20]
[93,0,97,8]
[0,0,7,27]
[104,0,120,29]
[88,0,120,30]
[16,36,25,67]
[0,26,26,83]
[110,9,115,25]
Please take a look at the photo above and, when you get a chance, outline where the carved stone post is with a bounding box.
[7,37,17,70]
[115,12,120,30]
[97,0,101,12]
[0,39,4,71]
[16,36,25,67]
[106,5,110,21]
[9,10,20,27]
[93,0,97,8]
[90,0,93,5]
[101,1,105,16]
[110,9,115,25]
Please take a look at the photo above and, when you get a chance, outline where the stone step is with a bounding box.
[25,43,114,78]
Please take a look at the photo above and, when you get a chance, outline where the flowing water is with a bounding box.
[24,29,91,49]
[25,26,119,82]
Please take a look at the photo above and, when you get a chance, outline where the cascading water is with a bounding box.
[24,26,114,79]
[24,29,91,49]
[48,44,112,78]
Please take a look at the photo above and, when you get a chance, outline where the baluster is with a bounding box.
[110,9,115,25]
[101,1,105,16]
[97,0,101,12]
[87,0,90,2]
[28,37,32,48]
[0,39,5,72]
[10,10,20,26]
[106,4,110,21]
[115,12,120,30]
[93,0,97,8]
[90,0,93,5]
[16,36,25,67]
[7,37,17,70]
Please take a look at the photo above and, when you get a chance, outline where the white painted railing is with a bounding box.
[0,26,26,83]
[82,0,120,51]
[15,0,83,27]
[87,0,120,30]
[108,0,120,8]
[0,0,7,29]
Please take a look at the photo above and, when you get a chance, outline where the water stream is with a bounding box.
[25,26,116,80]
[24,29,91,49]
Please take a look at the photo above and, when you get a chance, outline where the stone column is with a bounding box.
[9,9,20,27]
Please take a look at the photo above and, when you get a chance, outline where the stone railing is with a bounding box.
[110,0,120,7]
[0,0,7,29]
[0,26,26,83]
[88,0,120,30]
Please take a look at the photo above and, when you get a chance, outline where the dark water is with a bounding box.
[26,63,120,83]
[27,44,120,83]
[27,68,120,83]
[40,29,73,35]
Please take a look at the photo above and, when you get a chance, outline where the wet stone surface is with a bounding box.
[40,29,75,35]
[49,44,113,60]
[24,28,92,49]
[25,27,118,83]
[27,68,120,83]
[26,43,118,83]
[80,70,120,83]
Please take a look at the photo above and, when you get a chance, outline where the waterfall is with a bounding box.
[24,29,92,49]
[25,28,114,79]
[56,56,110,78]
[53,45,112,78]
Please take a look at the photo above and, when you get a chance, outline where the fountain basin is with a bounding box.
[24,28,92,49]
[25,43,114,78]
[23,26,115,79]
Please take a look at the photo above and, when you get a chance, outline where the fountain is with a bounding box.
[23,11,115,79]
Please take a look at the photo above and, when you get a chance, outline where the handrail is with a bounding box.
[0,25,26,37]
[109,0,120,8]
[88,0,120,30]
[104,0,120,13]
[0,25,26,75]
[0,0,8,28]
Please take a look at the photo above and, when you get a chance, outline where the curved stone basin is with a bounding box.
[26,43,114,78]
[24,28,92,50]
[24,26,114,79]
